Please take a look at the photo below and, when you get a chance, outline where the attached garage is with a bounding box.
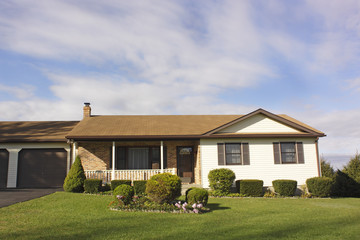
[0,149,9,188]
[17,149,67,188]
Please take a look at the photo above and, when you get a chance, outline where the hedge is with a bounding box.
[133,180,147,195]
[84,179,102,194]
[111,180,131,190]
[236,179,263,197]
[272,179,297,196]
[306,177,333,197]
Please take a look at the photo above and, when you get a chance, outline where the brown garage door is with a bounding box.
[17,149,67,188]
[0,149,9,188]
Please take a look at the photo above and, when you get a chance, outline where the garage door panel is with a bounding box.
[18,149,67,188]
[0,149,9,188]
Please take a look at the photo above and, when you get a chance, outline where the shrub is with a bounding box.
[113,184,134,204]
[185,188,209,206]
[133,180,147,195]
[306,177,333,197]
[111,180,131,190]
[272,180,297,197]
[208,168,235,195]
[343,154,360,183]
[63,156,86,193]
[145,173,181,204]
[321,159,335,178]
[84,179,102,194]
[332,170,360,197]
[236,179,264,197]
[100,183,111,192]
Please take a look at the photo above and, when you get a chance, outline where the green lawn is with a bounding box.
[1,192,360,240]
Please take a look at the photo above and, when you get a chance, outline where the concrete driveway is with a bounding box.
[0,188,62,208]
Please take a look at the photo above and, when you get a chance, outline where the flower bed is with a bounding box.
[109,195,208,214]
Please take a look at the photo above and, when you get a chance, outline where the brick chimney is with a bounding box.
[83,102,91,118]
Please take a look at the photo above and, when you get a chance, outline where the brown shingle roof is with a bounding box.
[0,121,79,142]
[66,113,324,139]
[66,115,242,137]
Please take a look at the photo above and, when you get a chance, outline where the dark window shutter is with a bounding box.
[273,142,281,164]
[116,147,126,169]
[217,143,225,165]
[163,146,167,169]
[296,142,305,164]
[242,143,250,165]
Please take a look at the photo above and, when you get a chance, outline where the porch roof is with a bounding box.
[66,110,324,140]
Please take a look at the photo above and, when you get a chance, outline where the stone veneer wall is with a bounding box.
[77,140,201,184]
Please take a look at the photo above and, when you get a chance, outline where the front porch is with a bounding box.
[85,168,177,182]
[73,140,201,184]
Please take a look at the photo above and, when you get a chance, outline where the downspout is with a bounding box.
[315,138,321,177]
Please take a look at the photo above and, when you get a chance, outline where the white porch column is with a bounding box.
[160,141,164,173]
[112,141,115,180]
[66,148,71,174]
[7,148,21,188]
[72,142,78,164]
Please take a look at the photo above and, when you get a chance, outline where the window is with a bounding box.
[225,143,241,165]
[112,146,167,170]
[273,142,304,164]
[217,143,250,165]
[281,142,296,163]
[128,148,149,169]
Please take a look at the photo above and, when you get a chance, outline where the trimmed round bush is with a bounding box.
[111,180,131,190]
[272,180,297,197]
[84,179,102,194]
[208,168,235,195]
[306,177,333,197]
[63,156,86,193]
[186,188,209,206]
[133,180,147,195]
[145,173,181,204]
[236,179,264,197]
[113,184,134,204]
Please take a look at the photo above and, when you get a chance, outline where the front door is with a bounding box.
[177,147,194,183]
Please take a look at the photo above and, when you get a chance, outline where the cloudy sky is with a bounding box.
[0,0,359,168]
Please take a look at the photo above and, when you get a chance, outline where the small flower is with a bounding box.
[192,203,197,209]
[182,202,188,207]
[175,203,181,208]
[197,203,203,209]
[193,208,199,213]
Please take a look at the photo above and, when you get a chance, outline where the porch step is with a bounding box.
[181,184,202,195]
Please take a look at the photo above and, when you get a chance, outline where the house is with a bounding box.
[0,103,325,189]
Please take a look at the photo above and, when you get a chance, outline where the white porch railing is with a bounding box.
[85,168,177,183]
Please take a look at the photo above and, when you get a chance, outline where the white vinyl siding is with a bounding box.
[218,114,300,133]
[200,138,319,188]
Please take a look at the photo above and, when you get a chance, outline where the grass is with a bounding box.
[1,193,360,239]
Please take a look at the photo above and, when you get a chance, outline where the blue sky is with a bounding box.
[0,0,359,168]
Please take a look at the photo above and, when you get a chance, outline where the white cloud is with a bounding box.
[0,84,35,99]
[304,0,360,71]
[288,108,360,155]
[0,0,360,160]
[347,77,360,92]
